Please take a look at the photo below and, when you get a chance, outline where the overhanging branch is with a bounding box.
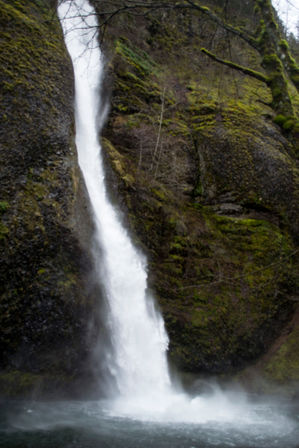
[94,0,259,50]
[186,0,259,50]
[201,48,269,84]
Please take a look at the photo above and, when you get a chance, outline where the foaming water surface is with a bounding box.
[1,397,299,448]
[1,1,298,446]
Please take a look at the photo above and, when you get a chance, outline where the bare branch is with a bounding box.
[185,0,259,49]
[151,87,166,171]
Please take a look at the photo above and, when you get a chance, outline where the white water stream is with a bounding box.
[58,0,172,406]
[57,0,297,434]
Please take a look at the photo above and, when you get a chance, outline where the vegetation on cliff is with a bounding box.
[88,0,299,149]
[95,0,299,384]
[0,0,98,396]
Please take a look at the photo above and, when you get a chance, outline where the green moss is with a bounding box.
[0,1,41,29]
[265,326,299,382]
[274,114,287,125]
[193,181,203,197]
[166,209,295,371]
[115,39,157,77]
[282,118,295,131]
[262,53,282,71]
[0,370,41,397]
[279,39,289,51]
[0,0,68,111]
[273,114,299,133]
[0,369,75,398]
[0,222,9,240]
[150,187,168,201]
[102,138,135,187]
[0,201,9,213]
[170,238,186,251]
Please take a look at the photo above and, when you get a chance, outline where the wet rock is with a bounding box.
[0,0,99,395]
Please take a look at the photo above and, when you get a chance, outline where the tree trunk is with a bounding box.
[255,0,295,116]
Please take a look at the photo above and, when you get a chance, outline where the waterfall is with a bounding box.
[57,0,249,422]
[55,3,299,433]
[58,0,172,404]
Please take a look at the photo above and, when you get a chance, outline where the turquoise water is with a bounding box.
[1,399,298,448]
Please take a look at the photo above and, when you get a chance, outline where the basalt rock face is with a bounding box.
[98,2,299,385]
[0,0,97,396]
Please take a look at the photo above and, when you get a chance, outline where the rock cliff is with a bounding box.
[98,2,299,389]
[0,0,99,396]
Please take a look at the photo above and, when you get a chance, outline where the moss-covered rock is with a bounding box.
[0,0,98,395]
[237,307,299,396]
[264,318,299,384]
[100,3,299,379]
[188,96,299,236]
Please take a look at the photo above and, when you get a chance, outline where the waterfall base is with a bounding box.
[1,397,298,448]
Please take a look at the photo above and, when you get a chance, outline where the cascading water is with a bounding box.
[58,0,172,407]
[55,2,298,440]
[1,3,298,447]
